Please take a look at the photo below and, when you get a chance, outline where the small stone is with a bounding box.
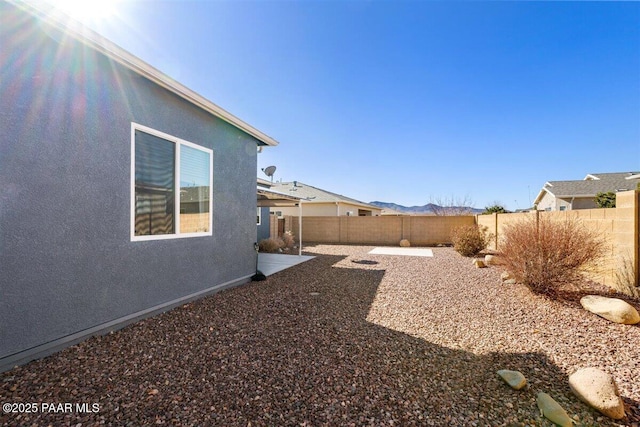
[501,271,512,281]
[569,367,625,420]
[503,279,517,285]
[580,295,640,324]
[536,392,574,427]
[473,259,486,268]
[497,370,527,390]
[399,239,411,247]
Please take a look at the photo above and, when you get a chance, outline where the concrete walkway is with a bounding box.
[257,253,315,276]
[369,247,434,257]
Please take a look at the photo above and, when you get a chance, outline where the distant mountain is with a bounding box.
[370,201,484,215]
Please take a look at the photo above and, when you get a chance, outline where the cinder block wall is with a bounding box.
[478,190,639,291]
[290,215,475,246]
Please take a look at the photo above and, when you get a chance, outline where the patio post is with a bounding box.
[298,201,302,256]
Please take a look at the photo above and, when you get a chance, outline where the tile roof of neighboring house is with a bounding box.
[534,172,640,204]
[10,0,278,147]
[270,182,382,210]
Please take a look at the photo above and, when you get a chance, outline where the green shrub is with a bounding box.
[451,225,492,257]
[595,191,616,208]
[499,215,605,297]
[483,205,508,214]
[258,237,284,253]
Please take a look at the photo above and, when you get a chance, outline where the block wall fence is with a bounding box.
[477,190,638,290]
[286,215,475,246]
[272,190,638,293]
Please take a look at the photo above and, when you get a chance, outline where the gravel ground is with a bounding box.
[1,245,639,426]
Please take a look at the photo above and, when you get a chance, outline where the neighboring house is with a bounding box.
[256,178,301,242]
[0,1,278,371]
[269,181,382,217]
[534,172,640,211]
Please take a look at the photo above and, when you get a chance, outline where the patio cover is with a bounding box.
[257,186,304,256]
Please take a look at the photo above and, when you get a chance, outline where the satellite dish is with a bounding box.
[262,165,277,182]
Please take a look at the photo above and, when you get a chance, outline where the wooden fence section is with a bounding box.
[477,190,639,289]
[288,215,475,246]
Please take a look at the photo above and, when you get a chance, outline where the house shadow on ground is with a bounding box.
[0,253,637,426]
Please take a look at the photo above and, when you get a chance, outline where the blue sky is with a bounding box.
[83,0,638,210]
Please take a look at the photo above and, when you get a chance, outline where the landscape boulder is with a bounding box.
[484,254,496,265]
[568,367,625,420]
[399,239,411,247]
[580,295,640,325]
[497,369,527,390]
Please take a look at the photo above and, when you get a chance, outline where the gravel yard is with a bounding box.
[1,245,639,426]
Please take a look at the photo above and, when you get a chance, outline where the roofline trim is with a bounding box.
[275,181,382,210]
[13,0,278,147]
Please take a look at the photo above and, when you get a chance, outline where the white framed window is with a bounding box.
[131,123,213,241]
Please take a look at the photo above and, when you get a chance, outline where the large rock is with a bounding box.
[536,392,574,427]
[484,254,497,265]
[568,368,625,420]
[497,369,527,390]
[580,295,640,325]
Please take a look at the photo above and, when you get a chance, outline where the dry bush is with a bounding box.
[258,237,284,253]
[615,252,640,298]
[282,230,296,249]
[499,215,605,296]
[451,225,492,257]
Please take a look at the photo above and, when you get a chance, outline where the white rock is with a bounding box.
[580,295,640,325]
[497,369,527,390]
[501,271,512,281]
[484,254,496,265]
[568,367,625,420]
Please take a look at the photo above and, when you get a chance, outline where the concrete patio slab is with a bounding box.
[368,247,434,257]
[258,253,315,276]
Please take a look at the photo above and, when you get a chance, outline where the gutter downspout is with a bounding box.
[336,202,340,216]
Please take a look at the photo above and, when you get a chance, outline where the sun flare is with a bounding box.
[49,0,117,22]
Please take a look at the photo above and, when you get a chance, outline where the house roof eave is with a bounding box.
[12,0,279,147]
[533,187,551,205]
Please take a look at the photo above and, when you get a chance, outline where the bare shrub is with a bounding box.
[615,252,640,298]
[499,215,605,296]
[282,230,296,249]
[451,225,492,257]
[258,237,284,253]
[430,195,476,216]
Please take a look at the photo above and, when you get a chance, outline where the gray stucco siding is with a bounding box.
[257,207,271,241]
[0,3,259,365]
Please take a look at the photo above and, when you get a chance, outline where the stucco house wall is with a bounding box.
[570,197,598,210]
[536,192,556,211]
[0,2,264,370]
[257,207,271,241]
